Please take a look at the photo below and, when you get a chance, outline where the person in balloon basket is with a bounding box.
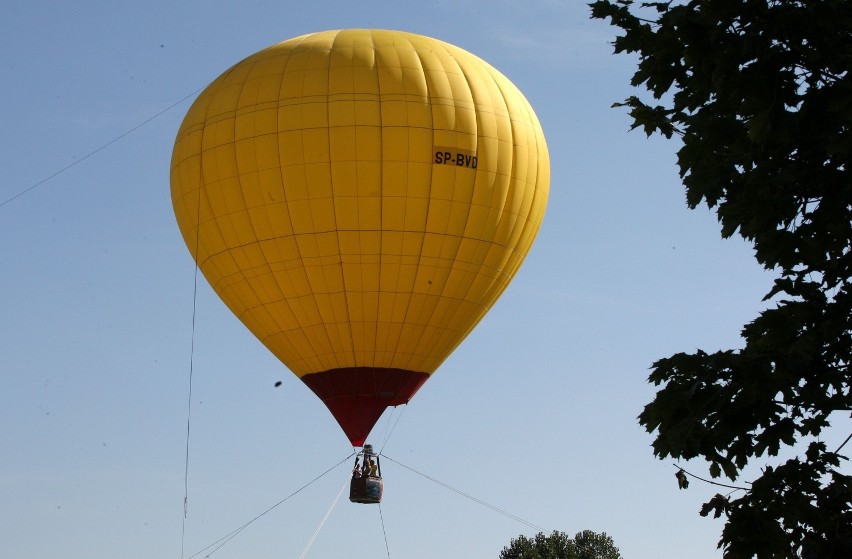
[367,459,378,477]
[352,459,362,478]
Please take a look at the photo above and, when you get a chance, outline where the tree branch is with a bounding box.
[672,464,751,491]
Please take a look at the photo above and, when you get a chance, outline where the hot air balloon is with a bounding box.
[170,29,549,453]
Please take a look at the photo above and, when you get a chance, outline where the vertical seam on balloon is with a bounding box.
[397,34,434,374]
[326,30,359,387]
[411,42,483,369]
[443,61,516,348]
[496,84,532,278]
[273,34,329,376]
[233,57,275,321]
[260,46,300,318]
[506,95,548,281]
[368,29,384,394]
[488,76,542,304]
[313,31,348,374]
[356,30,377,388]
[381,33,410,375]
[404,40,470,372]
[314,32,347,374]
[201,58,285,351]
[311,31,347,373]
[486,77,519,307]
[195,65,240,271]
[466,62,517,313]
[529,108,550,250]
[528,111,550,249]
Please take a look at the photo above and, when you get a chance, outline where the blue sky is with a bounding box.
[1,1,779,558]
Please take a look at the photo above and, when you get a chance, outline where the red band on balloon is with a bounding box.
[300,367,429,447]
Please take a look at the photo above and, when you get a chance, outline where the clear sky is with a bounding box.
[2,1,777,558]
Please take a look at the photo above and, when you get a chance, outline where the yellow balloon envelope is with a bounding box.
[171,29,549,446]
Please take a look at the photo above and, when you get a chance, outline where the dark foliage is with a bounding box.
[499,530,622,559]
[589,1,852,557]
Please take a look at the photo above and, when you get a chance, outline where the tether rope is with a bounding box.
[179,263,199,559]
[185,453,354,559]
[1,87,205,209]
[378,406,406,454]
[374,406,396,450]
[380,454,544,532]
[180,168,207,559]
[378,502,392,559]
[298,477,348,558]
